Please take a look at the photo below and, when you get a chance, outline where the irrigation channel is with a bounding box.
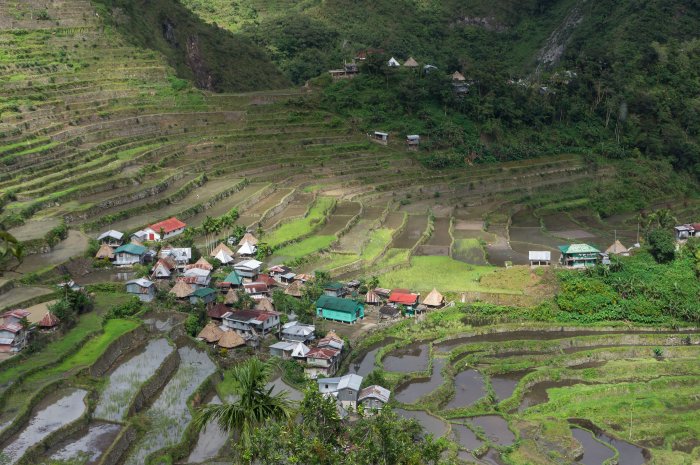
[347,324,699,464]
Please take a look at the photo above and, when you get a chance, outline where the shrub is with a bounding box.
[647,229,676,263]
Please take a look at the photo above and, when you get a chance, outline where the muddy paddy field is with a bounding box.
[346,315,700,465]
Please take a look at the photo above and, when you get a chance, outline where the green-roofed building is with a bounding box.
[190,287,217,305]
[323,282,345,297]
[222,270,243,287]
[114,243,147,265]
[558,244,600,268]
[316,295,364,324]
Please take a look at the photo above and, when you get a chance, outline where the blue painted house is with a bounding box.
[316,296,364,324]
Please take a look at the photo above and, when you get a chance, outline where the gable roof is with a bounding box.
[149,217,186,234]
[606,240,629,254]
[126,278,154,288]
[451,71,466,81]
[170,280,194,298]
[38,312,60,328]
[225,309,280,324]
[359,385,391,403]
[237,242,257,256]
[316,295,361,314]
[208,303,230,319]
[244,282,269,293]
[187,257,214,271]
[528,251,551,261]
[387,57,400,67]
[211,243,234,258]
[558,244,600,254]
[214,249,234,264]
[115,243,146,255]
[291,341,310,358]
[235,259,263,271]
[192,287,216,298]
[160,246,192,261]
[225,288,240,305]
[285,280,304,297]
[98,230,123,241]
[218,330,245,348]
[306,347,341,360]
[238,233,259,246]
[365,290,380,304]
[338,373,363,391]
[422,288,444,307]
[388,290,419,305]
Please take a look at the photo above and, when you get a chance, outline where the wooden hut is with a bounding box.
[225,287,240,305]
[403,57,419,68]
[285,280,304,298]
[218,330,245,349]
[170,280,194,299]
[38,312,60,330]
[211,243,234,259]
[198,322,224,343]
[95,244,115,260]
[606,240,630,256]
[365,290,381,305]
[422,288,444,308]
[255,297,275,313]
[238,233,259,246]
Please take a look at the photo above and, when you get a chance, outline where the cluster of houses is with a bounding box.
[674,223,700,241]
[0,308,61,354]
[528,240,634,269]
[317,373,391,415]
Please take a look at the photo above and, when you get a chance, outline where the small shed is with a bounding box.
[371,131,389,145]
[387,57,401,67]
[95,244,115,260]
[364,290,381,305]
[238,233,259,246]
[190,287,217,305]
[323,282,345,297]
[316,296,364,324]
[422,288,444,308]
[528,251,551,267]
[198,322,224,343]
[451,71,466,82]
[211,243,234,259]
[224,288,240,305]
[269,341,297,359]
[98,230,124,247]
[284,280,304,298]
[406,134,420,151]
[125,278,156,302]
[170,280,194,299]
[218,330,245,349]
[38,312,60,330]
[151,258,176,279]
[403,57,419,68]
[605,240,629,256]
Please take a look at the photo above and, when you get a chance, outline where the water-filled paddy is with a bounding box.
[445,369,486,409]
[383,342,430,373]
[48,421,121,465]
[395,358,446,404]
[395,409,448,437]
[348,337,397,377]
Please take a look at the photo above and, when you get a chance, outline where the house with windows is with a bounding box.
[674,223,699,241]
[132,217,186,242]
[222,309,281,338]
[125,278,156,302]
[97,230,124,247]
[558,244,600,268]
[269,340,310,360]
[0,309,30,353]
[234,259,263,279]
[151,257,177,279]
[317,374,363,409]
[189,287,216,306]
[528,251,551,267]
[316,296,364,324]
[388,289,420,314]
[305,347,342,378]
[281,321,316,343]
[358,385,391,412]
[160,246,192,269]
[114,243,147,266]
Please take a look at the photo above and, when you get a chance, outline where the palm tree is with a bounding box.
[202,216,216,255]
[194,358,291,452]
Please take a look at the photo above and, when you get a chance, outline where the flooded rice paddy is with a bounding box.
[392,215,428,248]
[465,415,515,446]
[570,425,646,465]
[383,342,430,373]
[94,338,174,421]
[451,423,483,450]
[445,369,486,409]
[348,337,396,377]
[395,409,448,437]
[394,358,446,404]
[2,388,88,464]
[571,427,615,465]
[47,421,121,465]
[186,395,228,464]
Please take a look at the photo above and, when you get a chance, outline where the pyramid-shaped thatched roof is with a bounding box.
[404,57,419,67]
[218,330,245,348]
[605,240,629,255]
[422,288,444,307]
[238,233,259,246]
[255,297,275,312]
[198,322,224,343]
[190,257,214,270]
[38,312,60,328]
[95,244,114,260]
[170,280,194,298]
[452,71,466,81]
[365,290,380,304]
[211,242,234,258]
[284,280,304,297]
[225,287,240,305]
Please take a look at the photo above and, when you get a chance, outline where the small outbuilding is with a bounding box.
[189,287,217,305]
[371,131,389,145]
[605,240,629,256]
[95,244,115,260]
[284,280,304,298]
[114,243,147,266]
[406,134,420,151]
[528,251,551,267]
[358,385,391,412]
[422,288,444,308]
[387,57,401,67]
[403,57,419,68]
[38,312,60,331]
[218,330,246,349]
[97,230,124,247]
[211,243,234,259]
[151,258,177,279]
[364,290,381,305]
[125,278,156,302]
[198,322,224,343]
[238,233,259,247]
[170,280,194,299]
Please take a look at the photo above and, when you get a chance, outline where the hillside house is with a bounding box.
[98,230,124,247]
[187,257,214,271]
[387,57,401,67]
[211,242,234,259]
[159,246,191,269]
[220,270,244,289]
[95,244,115,260]
[379,305,401,320]
[558,244,600,268]
[234,259,262,279]
[674,223,700,241]
[189,287,216,306]
[284,280,304,298]
[269,265,291,280]
[403,57,419,68]
[281,321,316,343]
[316,296,364,324]
[318,374,363,409]
[269,341,310,360]
[355,48,384,61]
[371,131,389,145]
[605,240,630,256]
[207,303,230,322]
[197,322,224,344]
[317,330,344,351]
[254,297,275,313]
[528,251,551,267]
[218,330,246,349]
[323,282,345,297]
[237,241,257,258]
[358,385,391,412]
[170,280,194,299]
[305,347,341,378]
[0,309,30,353]
[222,309,281,338]
[114,243,147,266]
[243,282,269,299]
[406,134,420,151]
[214,249,234,264]
[151,258,177,279]
[239,233,259,247]
[388,289,420,312]
[422,288,444,308]
[328,62,359,80]
[125,278,156,302]
[182,268,211,288]
[452,71,466,82]
[38,312,60,331]
[141,217,187,241]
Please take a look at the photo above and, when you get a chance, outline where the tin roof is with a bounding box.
[149,217,186,234]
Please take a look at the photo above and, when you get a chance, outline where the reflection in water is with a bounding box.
[383,343,430,373]
[395,359,446,404]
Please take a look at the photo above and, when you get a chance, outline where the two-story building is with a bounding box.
[358,385,391,412]
[125,278,156,302]
[281,321,316,343]
[159,246,192,269]
[315,296,364,324]
[234,259,263,279]
[222,309,281,338]
[304,347,341,379]
[317,374,363,409]
[0,309,30,353]
[134,217,186,242]
[558,244,600,268]
[113,243,147,266]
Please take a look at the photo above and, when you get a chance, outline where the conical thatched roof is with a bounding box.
[170,280,194,298]
[225,288,240,305]
[238,233,259,246]
[451,71,466,81]
[404,57,419,67]
[255,297,275,312]
[191,257,214,270]
[95,244,114,260]
[218,330,245,349]
[198,322,224,343]
[38,312,60,328]
[211,242,234,258]
[284,280,304,298]
[606,240,629,255]
[422,288,444,307]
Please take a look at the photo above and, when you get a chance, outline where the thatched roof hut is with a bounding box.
[211,242,234,258]
[218,330,245,349]
[404,57,419,68]
[451,71,466,81]
[238,233,259,246]
[188,257,214,271]
[170,280,194,298]
[606,240,629,255]
[255,297,275,312]
[198,322,224,343]
[225,288,239,305]
[422,288,444,307]
[95,244,114,260]
[284,280,304,298]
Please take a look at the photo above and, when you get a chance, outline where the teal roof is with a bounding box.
[193,288,215,297]
[324,282,344,290]
[316,295,361,313]
[223,270,243,285]
[558,244,600,254]
[115,243,146,255]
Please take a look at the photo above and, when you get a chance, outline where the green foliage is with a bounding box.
[646,228,676,263]
[104,296,142,320]
[185,304,207,336]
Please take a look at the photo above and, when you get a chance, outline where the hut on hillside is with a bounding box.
[451,71,466,81]
[38,312,60,331]
[387,57,401,67]
[285,280,304,298]
[403,57,419,68]
[255,297,275,313]
[218,330,245,349]
[211,243,234,259]
[198,322,224,343]
[239,233,259,247]
[606,240,629,256]
[187,257,214,271]
[170,280,194,299]
[371,131,389,145]
[422,288,444,308]
[95,244,115,260]
[365,290,381,305]
[528,251,551,267]
[406,134,420,151]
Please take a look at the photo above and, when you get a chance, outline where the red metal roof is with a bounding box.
[306,347,340,360]
[149,217,186,234]
[388,291,419,305]
[207,303,230,319]
[39,312,60,328]
[244,282,269,293]
[256,274,277,287]
[2,309,31,320]
[0,322,23,333]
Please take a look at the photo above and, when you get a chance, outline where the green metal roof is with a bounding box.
[324,282,344,290]
[114,243,146,255]
[223,270,243,285]
[192,287,216,297]
[558,244,600,254]
[316,295,361,313]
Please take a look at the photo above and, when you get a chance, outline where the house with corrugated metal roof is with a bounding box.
[558,244,600,268]
[315,296,364,324]
[114,243,147,266]
[359,385,391,412]
[318,373,363,409]
[125,278,156,302]
[528,251,551,267]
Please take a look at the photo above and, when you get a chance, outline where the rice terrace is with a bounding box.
[0,1,699,465]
